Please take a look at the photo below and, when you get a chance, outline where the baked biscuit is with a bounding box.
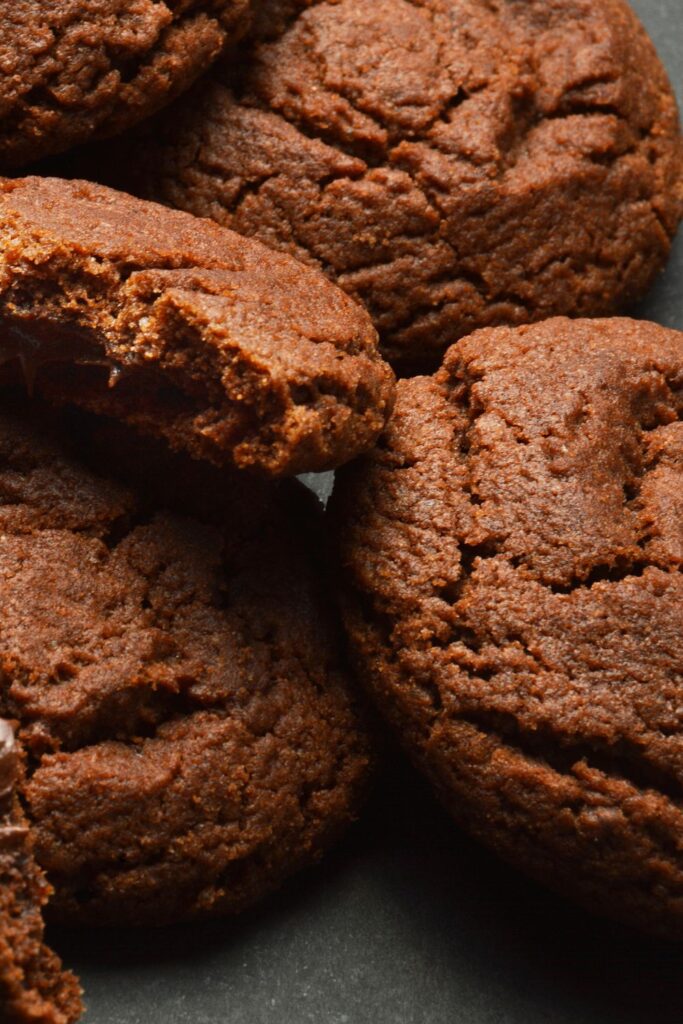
[0,0,252,170]
[333,317,683,937]
[0,720,82,1023]
[0,176,394,476]
[99,0,683,368]
[0,400,372,925]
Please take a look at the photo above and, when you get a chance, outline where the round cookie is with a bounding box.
[0,176,394,477]
[0,399,372,926]
[332,317,683,938]
[1,721,83,1024]
[0,0,252,171]
[99,0,683,368]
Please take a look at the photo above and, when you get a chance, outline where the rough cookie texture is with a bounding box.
[98,0,683,368]
[0,399,372,926]
[0,176,393,476]
[332,317,683,937]
[0,0,252,171]
[0,720,82,1023]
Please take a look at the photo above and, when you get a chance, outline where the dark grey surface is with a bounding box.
[51,3,683,1021]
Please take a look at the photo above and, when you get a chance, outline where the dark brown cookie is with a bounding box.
[93,0,683,369]
[0,176,394,476]
[0,0,252,171]
[1,720,83,1024]
[0,398,372,926]
[332,317,683,937]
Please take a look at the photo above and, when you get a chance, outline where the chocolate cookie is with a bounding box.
[1,720,82,1023]
[96,0,683,368]
[0,176,393,476]
[332,317,683,937]
[0,398,372,926]
[0,0,252,171]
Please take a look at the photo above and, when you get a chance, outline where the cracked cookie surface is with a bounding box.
[0,0,252,170]
[0,176,393,477]
[1,720,82,1023]
[332,316,683,937]
[0,400,372,926]
[97,0,683,368]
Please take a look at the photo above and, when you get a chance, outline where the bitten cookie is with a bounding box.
[103,0,683,369]
[0,399,372,926]
[332,317,683,937]
[0,0,252,171]
[1,720,82,1024]
[0,176,394,476]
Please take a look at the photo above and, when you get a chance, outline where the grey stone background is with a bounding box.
[52,2,683,1021]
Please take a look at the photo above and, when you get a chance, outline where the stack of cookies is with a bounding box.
[0,2,681,1020]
